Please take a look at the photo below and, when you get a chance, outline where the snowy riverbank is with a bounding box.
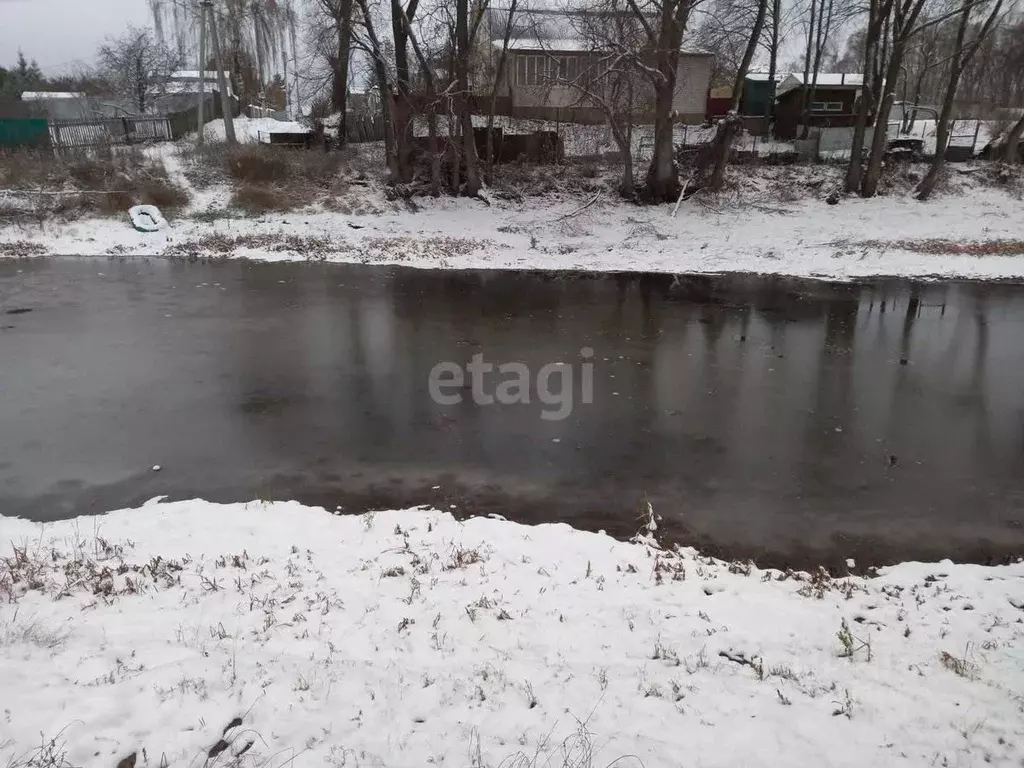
[2,157,1024,280]
[2,499,1022,767]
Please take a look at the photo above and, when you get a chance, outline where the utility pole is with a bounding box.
[197,0,208,145]
[207,1,237,144]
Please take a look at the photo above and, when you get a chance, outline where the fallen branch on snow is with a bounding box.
[550,191,601,223]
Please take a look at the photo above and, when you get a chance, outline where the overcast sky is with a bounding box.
[0,0,153,74]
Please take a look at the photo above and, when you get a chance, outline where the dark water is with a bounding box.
[1,257,1023,568]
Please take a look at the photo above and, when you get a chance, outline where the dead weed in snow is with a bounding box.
[444,545,485,571]
[0,147,188,220]
[1,536,185,605]
[0,240,48,256]
[361,235,490,263]
[179,142,379,215]
[860,238,1024,256]
[163,232,340,260]
[939,646,979,679]
[2,729,77,768]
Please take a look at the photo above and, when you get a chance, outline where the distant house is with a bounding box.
[20,91,93,119]
[740,72,788,117]
[165,71,234,98]
[772,73,865,139]
[152,70,238,117]
[492,38,713,125]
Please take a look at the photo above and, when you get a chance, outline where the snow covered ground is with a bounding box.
[200,117,311,144]
[2,165,1024,280]
[1,499,1022,767]
[2,143,1023,280]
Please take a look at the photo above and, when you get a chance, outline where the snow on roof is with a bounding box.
[498,38,589,51]
[780,73,864,88]
[496,38,710,54]
[161,81,235,98]
[169,70,230,81]
[21,91,85,100]
[746,72,789,82]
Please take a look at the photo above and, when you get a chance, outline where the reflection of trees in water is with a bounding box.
[214,266,1021,526]
[797,293,860,496]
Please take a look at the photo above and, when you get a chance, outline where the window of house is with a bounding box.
[516,55,544,86]
[554,55,580,83]
[515,53,582,86]
[516,55,527,86]
[811,100,844,113]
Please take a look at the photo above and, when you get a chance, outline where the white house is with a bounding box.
[492,37,712,124]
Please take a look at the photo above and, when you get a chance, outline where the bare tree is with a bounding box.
[610,0,704,202]
[1001,112,1024,162]
[455,0,482,195]
[693,0,758,86]
[98,26,182,114]
[707,0,769,190]
[312,0,356,143]
[859,0,981,197]
[562,14,649,196]
[483,0,519,184]
[353,0,401,179]
[395,0,447,194]
[762,0,789,124]
[844,0,894,192]
[149,0,295,108]
[796,0,854,137]
[916,0,1005,199]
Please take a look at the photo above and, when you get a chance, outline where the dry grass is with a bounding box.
[0,240,48,256]
[163,232,339,260]
[3,729,77,768]
[0,147,188,221]
[489,160,612,201]
[939,646,978,678]
[860,238,1024,256]
[444,545,485,571]
[229,183,317,214]
[179,142,364,215]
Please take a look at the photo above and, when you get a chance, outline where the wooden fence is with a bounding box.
[49,116,173,150]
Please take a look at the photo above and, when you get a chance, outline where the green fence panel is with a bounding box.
[0,118,51,149]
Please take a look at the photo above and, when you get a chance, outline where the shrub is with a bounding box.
[0,146,189,219]
[230,183,314,214]
[224,145,291,183]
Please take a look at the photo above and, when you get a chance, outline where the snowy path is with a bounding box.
[2,500,1022,767]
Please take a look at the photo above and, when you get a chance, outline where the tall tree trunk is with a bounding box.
[798,0,818,137]
[332,0,354,146]
[1003,113,1024,163]
[916,3,969,201]
[398,1,441,194]
[208,4,237,144]
[918,0,1004,200]
[485,0,518,185]
[354,0,398,179]
[845,0,883,193]
[861,42,905,197]
[709,0,769,191]
[391,0,418,182]
[767,0,780,125]
[618,118,635,197]
[645,72,680,201]
[801,0,834,139]
[456,0,481,195]
[642,0,689,203]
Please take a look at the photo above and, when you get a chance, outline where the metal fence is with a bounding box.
[48,116,173,150]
